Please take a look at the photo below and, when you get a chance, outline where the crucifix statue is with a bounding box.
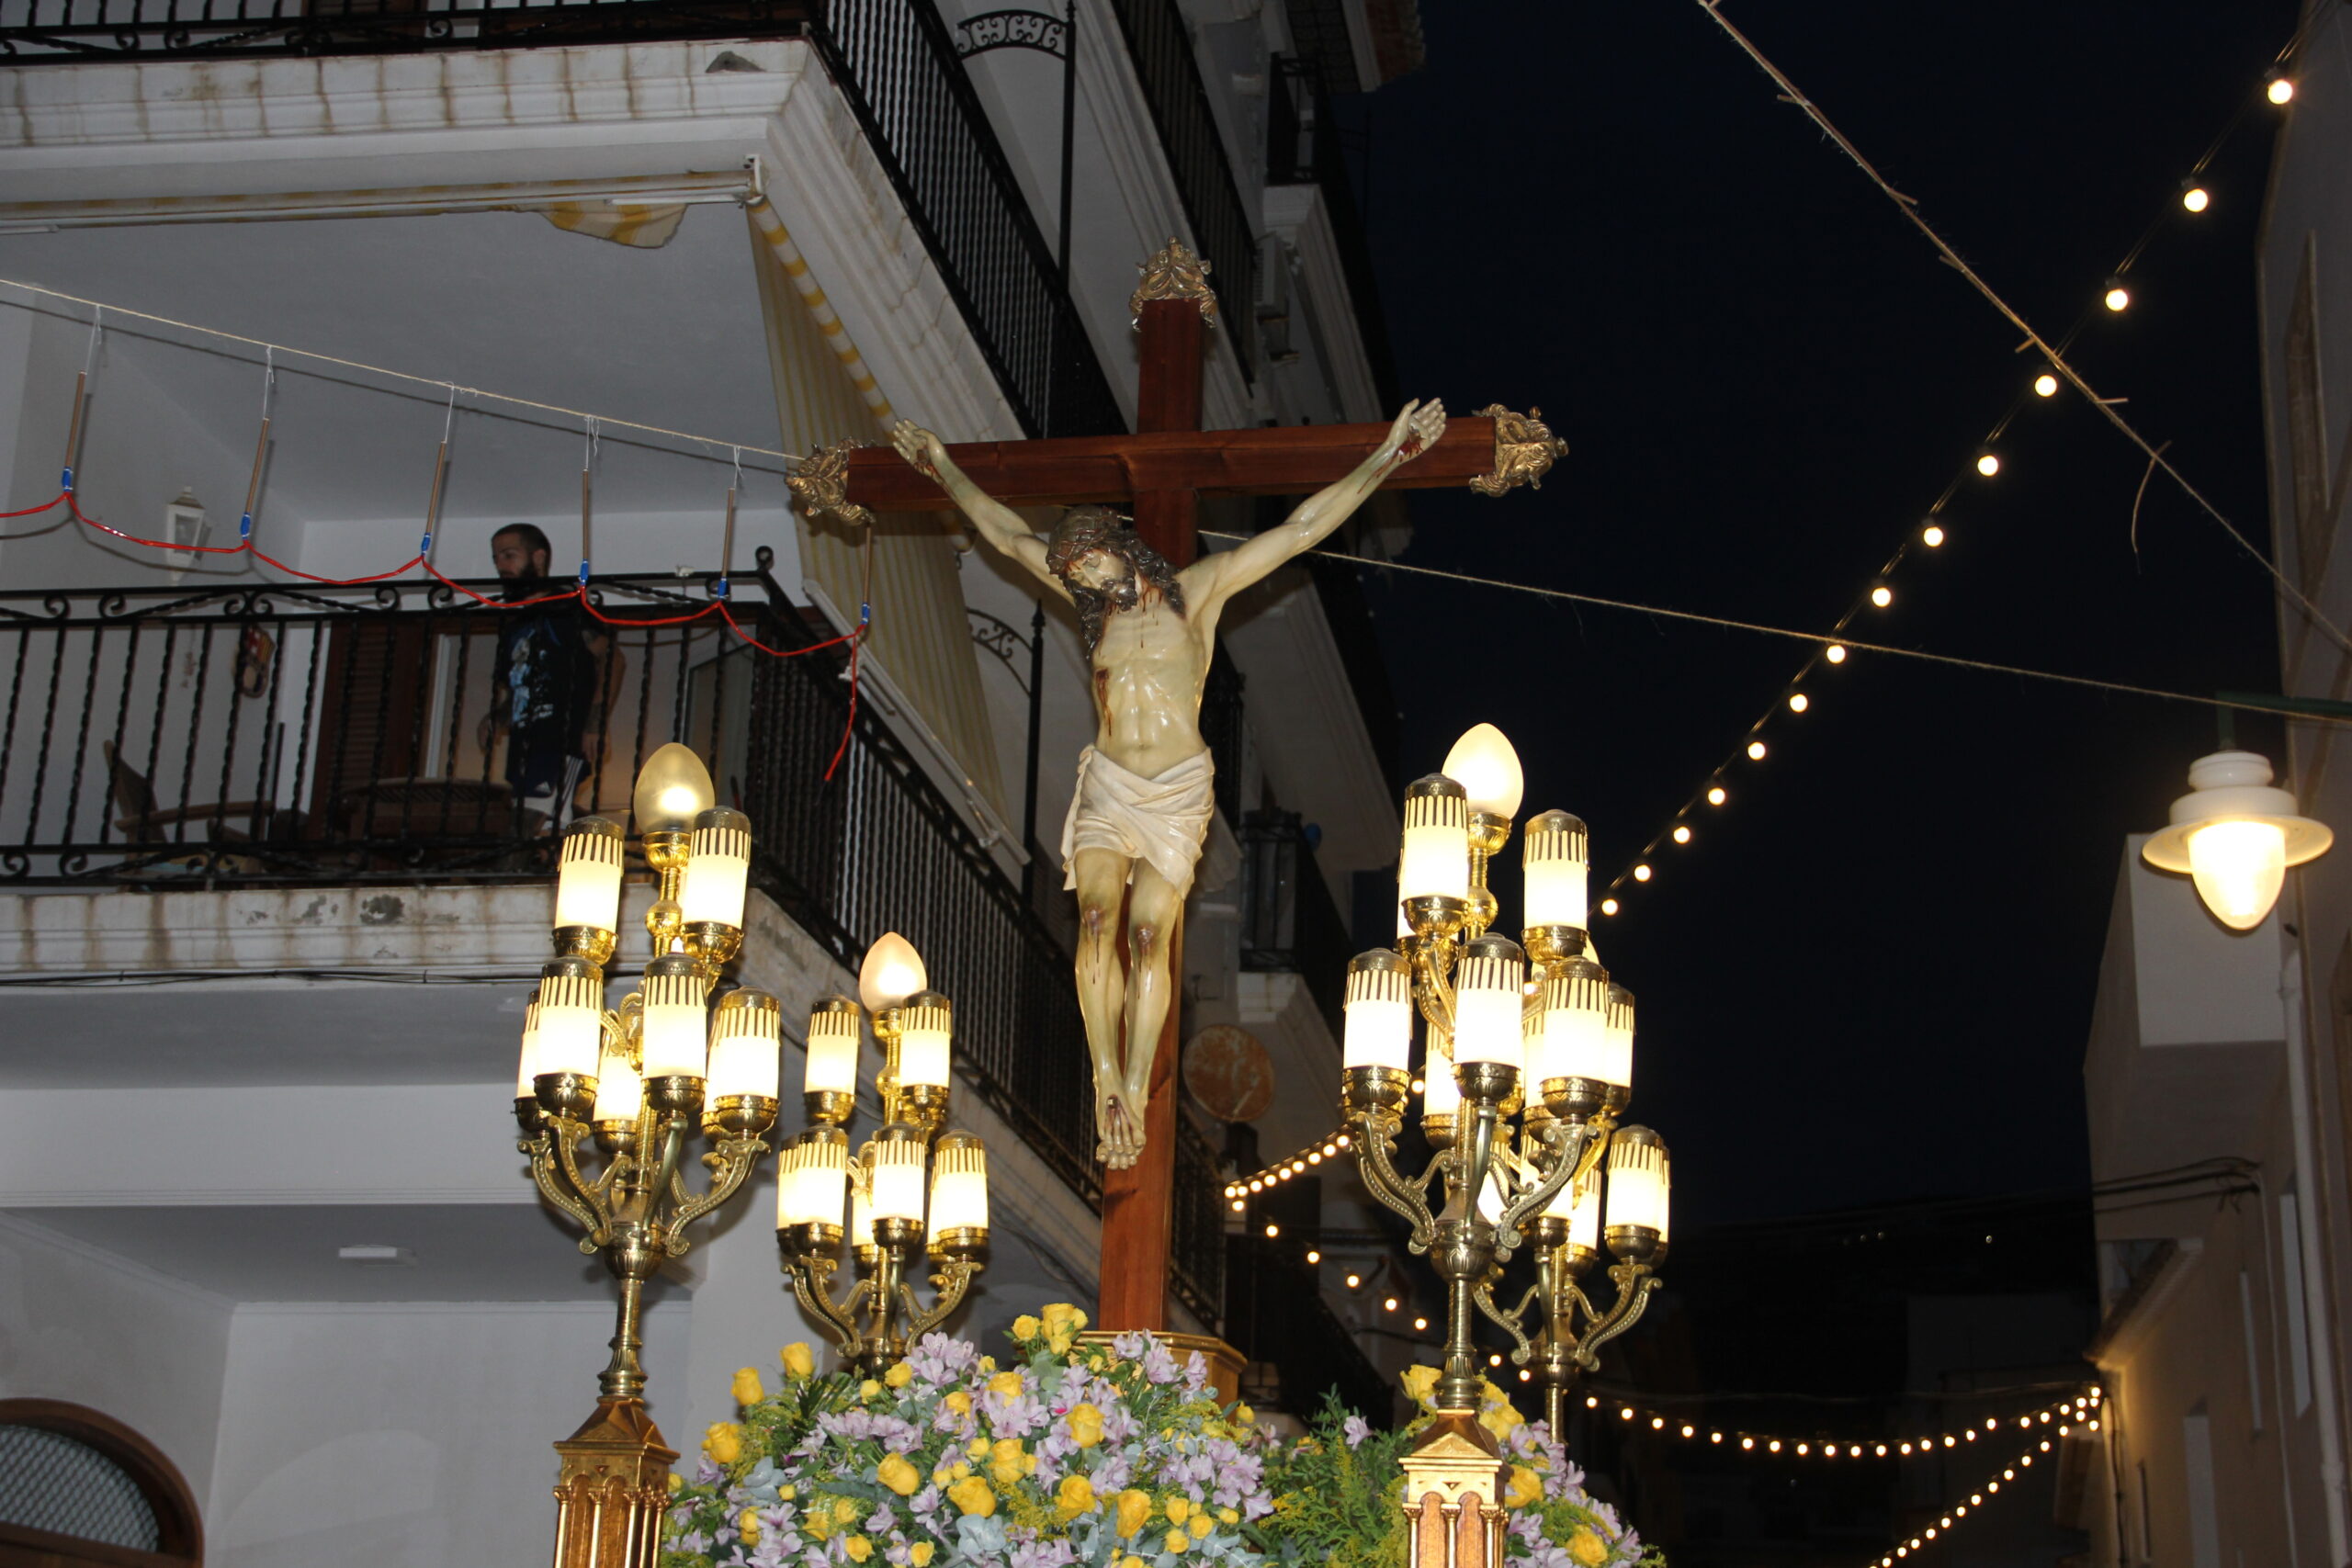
[789,239,1566,1332]
[891,399,1446,1168]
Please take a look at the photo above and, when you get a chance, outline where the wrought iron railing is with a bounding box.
[1224,1232,1396,1424]
[1170,1113,1226,1329]
[1238,807,1350,1041]
[0,557,1113,1203]
[1103,0,1254,377]
[1268,53,1398,408]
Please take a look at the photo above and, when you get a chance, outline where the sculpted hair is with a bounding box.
[1046,506,1185,656]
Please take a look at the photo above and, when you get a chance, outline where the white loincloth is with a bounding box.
[1060,747,1216,894]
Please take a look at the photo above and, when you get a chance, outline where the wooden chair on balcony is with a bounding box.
[101,741,277,871]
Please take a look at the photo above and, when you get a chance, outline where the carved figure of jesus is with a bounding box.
[892,400,1447,1167]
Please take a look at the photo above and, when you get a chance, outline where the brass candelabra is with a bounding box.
[775,932,989,1372]
[1341,726,1670,1564]
[511,744,783,1568]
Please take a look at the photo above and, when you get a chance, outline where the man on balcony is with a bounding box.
[479,524,609,833]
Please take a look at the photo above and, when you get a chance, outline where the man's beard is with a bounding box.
[499,570,544,603]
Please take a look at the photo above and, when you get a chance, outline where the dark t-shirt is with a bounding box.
[496,601,600,760]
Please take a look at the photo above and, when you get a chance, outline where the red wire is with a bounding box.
[249,547,426,585]
[70,492,250,554]
[824,634,863,782]
[718,600,859,658]
[0,491,64,518]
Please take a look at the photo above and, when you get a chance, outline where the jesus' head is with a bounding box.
[1046,506,1186,654]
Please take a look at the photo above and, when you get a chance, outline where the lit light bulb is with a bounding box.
[1442,723,1525,819]
[1747,740,1767,761]
[1741,1437,1754,1450]
[1345,1273,1362,1289]
[2104,280,2131,313]
[1599,898,1619,917]
[857,931,929,1011]
[1976,451,2000,477]
[1633,863,1651,882]
[2181,184,2210,213]
[1520,1369,1532,1382]
[1229,1200,1244,1212]
[1493,1355,1506,1369]
[2033,373,2059,397]
[2269,72,2295,106]
[1788,693,1809,713]
[2143,750,2331,930]
[2187,819,2290,931]
[1306,1248,1320,1263]
[1707,785,1727,805]
[1921,525,1946,547]
[1871,586,1894,608]
[1826,645,1849,664]
[1385,1297,1398,1311]
[1415,1316,1429,1331]
[1672,825,1691,844]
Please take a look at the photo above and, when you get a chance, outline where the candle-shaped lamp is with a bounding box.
[892,990,953,1129]
[928,1132,989,1258]
[707,989,782,1136]
[1398,773,1471,922]
[552,817,626,963]
[1603,1126,1669,1264]
[1343,949,1414,1110]
[1521,810,1589,962]
[679,807,752,933]
[803,995,864,1125]
[1531,957,1613,1119]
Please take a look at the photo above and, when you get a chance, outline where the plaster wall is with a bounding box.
[0,1212,233,1511]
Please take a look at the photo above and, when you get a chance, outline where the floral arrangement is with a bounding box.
[662,1307,1660,1568]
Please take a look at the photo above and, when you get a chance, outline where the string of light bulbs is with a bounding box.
[1859,1415,2100,1566]
[1580,24,2325,922]
[1579,1386,2100,1463]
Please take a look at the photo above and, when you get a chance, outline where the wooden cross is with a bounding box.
[791,242,1565,1334]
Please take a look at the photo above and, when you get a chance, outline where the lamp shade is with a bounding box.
[896,991,953,1090]
[592,1041,643,1123]
[1421,1043,1461,1119]
[1399,774,1471,902]
[1443,723,1525,820]
[871,1129,927,1224]
[858,932,929,1012]
[805,995,865,1097]
[515,994,543,1097]
[780,1128,849,1228]
[1604,1126,1669,1235]
[1521,810,1589,931]
[554,817,626,934]
[2143,750,2332,931]
[928,1132,989,1235]
[679,807,752,927]
[1343,949,1414,1072]
[534,960,605,1079]
[1601,985,1635,1092]
[633,743,716,835]
[639,954,708,1079]
[1530,959,1611,1086]
[708,988,782,1101]
[1452,935,1526,1067]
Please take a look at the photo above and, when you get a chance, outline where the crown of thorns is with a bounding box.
[1045,506,1139,578]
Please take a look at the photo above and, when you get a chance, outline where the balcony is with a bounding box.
[1238,806,1352,1040]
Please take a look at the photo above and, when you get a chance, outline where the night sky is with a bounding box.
[1341,1,2300,1226]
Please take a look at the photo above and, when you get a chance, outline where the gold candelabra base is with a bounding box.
[548,1397,676,1568]
[1400,1410,1510,1568]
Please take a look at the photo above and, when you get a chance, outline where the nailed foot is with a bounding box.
[1095,1081,1144,1170]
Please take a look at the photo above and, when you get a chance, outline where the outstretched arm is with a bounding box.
[1188,400,1446,605]
[891,421,1068,600]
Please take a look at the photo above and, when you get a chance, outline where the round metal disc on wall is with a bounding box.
[1182,1024,1274,1123]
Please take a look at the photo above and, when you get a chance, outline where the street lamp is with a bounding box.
[775,932,989,1371]
[1344,726,1669,1567]
[2142,750,2332,931]
[514,743,781,1568]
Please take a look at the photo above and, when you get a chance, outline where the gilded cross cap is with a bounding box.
[1129,238,1219,328]
[787,438,875,530]
[1469,405,1570,497]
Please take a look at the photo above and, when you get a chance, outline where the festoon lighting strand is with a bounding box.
[1585,24,2324,922]
[1223,1127,1356,1206]
[1587,1386,2100,1464]
[1860,1402,2105,1566]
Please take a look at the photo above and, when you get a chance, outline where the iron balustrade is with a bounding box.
[1102,0,1254,378]
[0,558,1125,1203]
[1238,807,1350,1042]
[0,0,820,62]
[1268,53,1398,408]
[1224,1231,1396,1425]
[1170,1111,1226,1330]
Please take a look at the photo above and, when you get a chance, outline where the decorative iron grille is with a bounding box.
[1170,1111,1227,1329]
[0,1426,159,1551]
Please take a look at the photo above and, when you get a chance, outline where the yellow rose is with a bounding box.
[1567,1529,1610,1567]
[1164,1529,1190,1553]
[1480,1399,1524,1441]
[739,1508,762,1544]
[910,1546,935,1568]
[944,1390,972,1415]
[1234,1404,1255,1427]
[1165,1496,1192,1524]
[1217,1507,1238,1525]
[667,1473,684,1494]
[947,1476,997,1517]
[779,1485,797,1502]
[1056,1474,1098,1518]
[951,1461,973,1480]
[781,1342,816,1379]
[1041,1303,1088,1335]
[732,1367,765,1407]
[933,1468,954,1489]
[844,1536,872,1563]
[989,1438,1031,1485]
[988,1371,1025,1401]
[833,1497,859,1526]
[967,1437,991,1459]
[1067,1402,1105,1448]
[702,1423,742,1465]
[1115,1488,1153,1538]
[1400,1365,1441,1405]
[1090,1354,1107,1371]
[1012,1314,1042,1341]
[886,1361,914,1388]
[1187,1514,1213,1540]
[1506,1465,1543,1509]
[860,1379,882,1402]
[878,1454,922,1497]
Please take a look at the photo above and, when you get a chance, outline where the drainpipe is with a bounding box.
[2281,911,2352,1566]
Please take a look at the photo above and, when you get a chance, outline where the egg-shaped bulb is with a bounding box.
[1442,724,1524,819]
[2188,819,2288,931]
[633,742,715,833]
[858,931,929,1011]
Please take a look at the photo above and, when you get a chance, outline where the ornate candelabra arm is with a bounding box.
[663,1137,769,1254]
[1407,939,1459,1044]
[527,1132,607,1243]
[1349,1110,1439,1250]
[1497,1120,1598,1241]
[784,1253,865,1355]
[1474,1280,1543,1367]
[901,1260,977,1343]
[1575,1266,1658,1366]
[545,1124,619,1247]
